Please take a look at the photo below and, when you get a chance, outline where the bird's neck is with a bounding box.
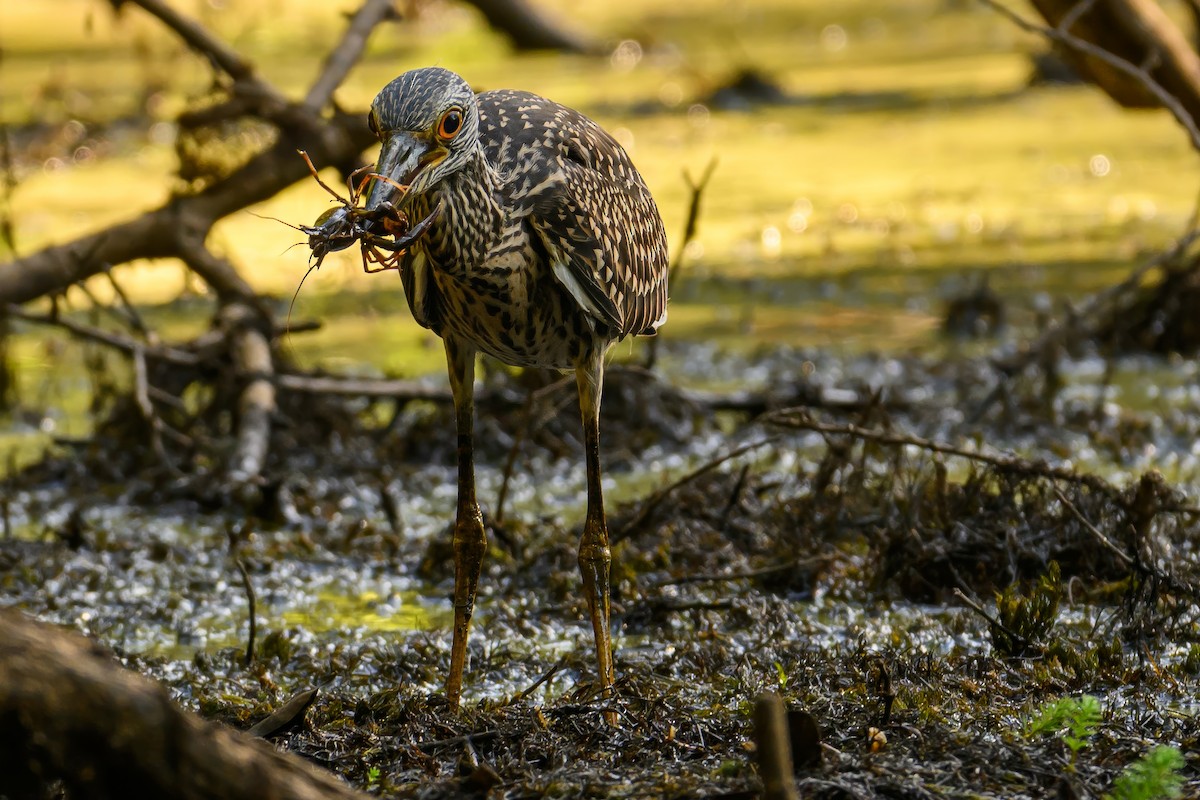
[420,146,504,277]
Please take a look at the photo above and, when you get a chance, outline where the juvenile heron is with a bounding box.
[362,67,669,708]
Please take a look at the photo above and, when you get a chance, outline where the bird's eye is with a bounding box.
[437,108,464,140]
[367,111,380,137]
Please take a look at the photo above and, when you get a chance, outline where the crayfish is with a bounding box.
[297,149,440,274]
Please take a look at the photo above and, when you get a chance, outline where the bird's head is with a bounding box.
[364,67,478,214]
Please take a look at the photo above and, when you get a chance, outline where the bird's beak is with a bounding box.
[364,131,442,213]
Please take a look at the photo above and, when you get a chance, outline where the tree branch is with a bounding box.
[303,0,399,112]
[981,0,1200,151]
[0,110,373,307]
[124,0,282,101]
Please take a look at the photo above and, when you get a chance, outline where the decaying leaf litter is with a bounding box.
[6,284,1200,797]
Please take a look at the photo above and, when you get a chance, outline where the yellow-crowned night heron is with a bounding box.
[362,67,669,710]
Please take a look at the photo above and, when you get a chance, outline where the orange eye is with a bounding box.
[437,108,464,140]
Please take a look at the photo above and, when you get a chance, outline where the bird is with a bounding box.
[359,67,669,711]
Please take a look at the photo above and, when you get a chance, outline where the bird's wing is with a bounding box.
[476,89,669,338]
[528,192,623,332]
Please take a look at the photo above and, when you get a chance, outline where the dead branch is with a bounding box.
[0,114,374,306]
[765,408,1117,493]
[0,610,369,800]
[5,303,203,365]
[124,0,271,90]
[974,229,1200,418]
[131,343,189,468]
[981,0,1200,151]
[1053,486,1135,566]
[247,688,319,738]
[644,159,717,370]
[0,0,397,306]
[615,437,779,542]
[303,0,401,112]
[222,303,276,483]
[274,372,454,401]
[669,158,718,290]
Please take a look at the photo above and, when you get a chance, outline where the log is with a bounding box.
[0,609,368,800]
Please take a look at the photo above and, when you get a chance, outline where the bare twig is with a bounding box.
[102,268,152,339]
[952,587,1031,652]
[765,408,1115,493]
[6,304,202,365]
[651,557,822,588]
[235,558,257,667]
[669,158,718,289]
[645,159,717,370]
[125,0,279,100]
[131,345,183,471]
[614,437,779,542]
[512,656,568,703]
[1052,487,1134,565]
[1057,0,1098,34]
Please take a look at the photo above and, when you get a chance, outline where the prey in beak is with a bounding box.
[364,131,447,217]
[296,148,442,276]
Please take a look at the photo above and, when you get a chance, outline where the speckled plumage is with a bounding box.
[364,67,666,711]
[370,73,669,369]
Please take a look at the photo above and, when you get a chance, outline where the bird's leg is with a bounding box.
[576,352,616,720]
[444,337,486,709]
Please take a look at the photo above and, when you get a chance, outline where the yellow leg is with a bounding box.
[576,351,616,722]
[444,337,486,709]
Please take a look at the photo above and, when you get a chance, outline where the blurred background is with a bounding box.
[3,0,1199,448]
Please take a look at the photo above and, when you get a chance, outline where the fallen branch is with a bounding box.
[462,0,591,53]
[614,437,779,542]
[222,303,276,483]
[0,610,369,800]
[5,303,203,365]
[650,556,822,588]
[765,407,1117,494]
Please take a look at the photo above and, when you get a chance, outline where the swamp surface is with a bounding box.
[3,1,1200,798]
